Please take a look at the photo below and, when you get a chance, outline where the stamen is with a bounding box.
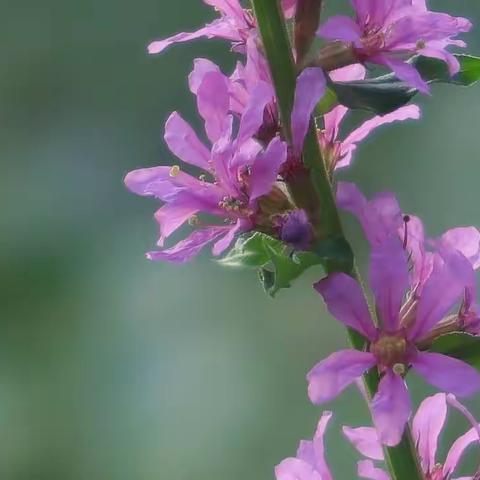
[188,215,200,226]
[416,39,426,50]
[198,174,207,182]
[403,215,410,250]
[169,165,181,177]
[392,363,406,376]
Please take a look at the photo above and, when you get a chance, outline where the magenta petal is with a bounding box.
[212,220,245,256]
[412,352,480,398]
[281,0,297,19]
[357,460,390,480]
[147,227,227,263]
[307,350,376,404]
[443,427,480,478]
[275,458,323,480]
[154,203,199,246]
[412,393,447,473]
[196,71,231,144]
[409,248,472,340]
[343,426,384,461]
[369,238,409,332]
[373,54,430,94]
[371,370,411,446]
[314,273,376,339]
[147,19,238,55]
[291,68,326,155]
[237,81,274,145]
[164,112,211,170]
[297,412,334,480]
[188,58,221,94]
[317,15,362,44]
[203,0,244,19]
[249,136,287,202]
[440,227,480,270]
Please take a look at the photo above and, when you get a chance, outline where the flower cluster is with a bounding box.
[125,0,480,477]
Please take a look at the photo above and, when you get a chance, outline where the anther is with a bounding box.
[403,215,410,249]
[392,363,406,376]
[169,165,181,177]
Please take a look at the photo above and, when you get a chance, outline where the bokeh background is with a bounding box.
[2,0,480,478]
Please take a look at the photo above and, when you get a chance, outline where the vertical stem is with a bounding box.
[251,1,423,479]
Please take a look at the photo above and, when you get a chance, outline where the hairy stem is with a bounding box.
[251,1,423,479]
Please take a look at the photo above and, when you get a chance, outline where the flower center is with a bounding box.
[361,28,386,53]
[371,333,408,369]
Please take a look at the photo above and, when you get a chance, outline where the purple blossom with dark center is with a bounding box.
[309,237,480,446]
[318,0,472,93]
[344,393,480,480]
[124,65,288,263]
[275,411,334,480]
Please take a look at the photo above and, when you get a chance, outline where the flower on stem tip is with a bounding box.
[275,411,334,480]
[344,393,480,480]
[308,236,480,446]
[318,0,472,93]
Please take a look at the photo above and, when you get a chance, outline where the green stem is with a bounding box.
[251,1,423,479]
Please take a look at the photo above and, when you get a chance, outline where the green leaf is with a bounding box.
[219,232,324,296]
[430,332,480,370]
[330,54,480,115]
[218,232,280,268]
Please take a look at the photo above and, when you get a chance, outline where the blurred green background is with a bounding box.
[1,1,480,478]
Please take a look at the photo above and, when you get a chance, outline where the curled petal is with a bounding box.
[444,426,480,478]
[275,458,323,480]
[412,352,480,398]
[440,227,480,270]
[412,393,448,472]
[343,426,384,461]
[154,202,199,246]
[371,370,411,446]
[307,350,376,404]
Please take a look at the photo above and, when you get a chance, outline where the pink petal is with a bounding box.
[317,15,362,44]
[164,112,211,170]
[237,81,274,144]
[443,426,480,478]
[412,393,447,473]
[343,426,384,461]
[371,370,411,446]
[203,0,244,19]
[275,458,323,480]
[372,54,430,94]
[188,58,221,94]
[329,64,366,83]
[357,460,390,480]
[412,352,480,398]
[297,412,334,480]
[291,68,326,155]
[314,273,376,339]
[147,19,239,55]
[154,203,199,246]
[340,105,421,168]
[212,219,245,256]
[281,0,297,19]
[249,137,287,202]
[440,227,480,270]
[409,248,472,341]
[369,238,409,332]
[147,226,228,263]
[307,350,376,404]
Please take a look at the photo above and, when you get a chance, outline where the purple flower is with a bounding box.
[337,182,480,333]
[318,0,472,93]
[275,411,334,480]
[344,393,480,479]
[124,66,288,263]
[318,65,420,171]
[308,237,480,446]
